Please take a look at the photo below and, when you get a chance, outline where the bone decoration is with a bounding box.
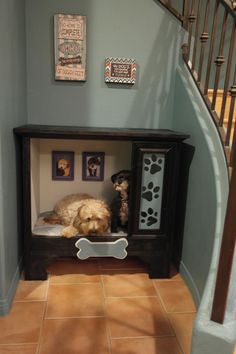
[75,238,128,260]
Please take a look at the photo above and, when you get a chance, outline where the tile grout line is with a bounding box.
[110,334,176,340]
[44,315,106,320]
[0,342,38,346]
[167,311,196,354]
[166,310,196,314]
[14,299,48,303]
[99,268,146,271]
[153,278,196,314]
[100,271,113,354]
[166,323,186,354]
[152,278,186,353]
[36,275,50,354]
[102,268,179,349]
[48,281,102,285]
[103,295,159,299]
[152,280,169,314]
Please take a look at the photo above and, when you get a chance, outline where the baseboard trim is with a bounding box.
[180,260,201,308]
[0,259,22,316]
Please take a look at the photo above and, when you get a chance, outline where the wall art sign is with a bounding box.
[105,58,137,84]
[54,14,86,81]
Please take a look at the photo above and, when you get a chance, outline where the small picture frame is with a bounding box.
[52,151,74,180]
[82,152,105,181]
[105,57,137,84]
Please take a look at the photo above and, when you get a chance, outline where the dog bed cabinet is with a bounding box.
[14,125,191,280]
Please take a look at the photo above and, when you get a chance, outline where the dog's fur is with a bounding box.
[57,158,70,177]
[44,193,111,238]
[110,170,131,232]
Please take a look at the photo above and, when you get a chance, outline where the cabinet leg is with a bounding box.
[24,255,56,280]
[139,255,170,279]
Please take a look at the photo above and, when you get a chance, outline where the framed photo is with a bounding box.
[82,152,105,181]
[54,14,86,81]
[52,151,74,181]
[105,57,137,84]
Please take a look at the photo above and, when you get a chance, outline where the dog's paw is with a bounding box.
[43,212,61,225]
[61,226,78,238]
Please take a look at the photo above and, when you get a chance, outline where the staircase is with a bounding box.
[158,0,236,325]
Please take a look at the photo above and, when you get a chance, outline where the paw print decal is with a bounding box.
[142,182,160,202]
[140,208,158,226]
[144,155,163,175]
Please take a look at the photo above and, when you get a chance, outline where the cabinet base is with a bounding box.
[24,253,171,280]
[24,233,173,280]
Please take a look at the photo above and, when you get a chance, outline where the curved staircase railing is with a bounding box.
[158,0,236,324]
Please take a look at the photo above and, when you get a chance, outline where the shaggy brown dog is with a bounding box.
[44,193,111,238]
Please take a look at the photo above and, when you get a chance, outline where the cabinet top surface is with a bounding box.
[14,124,189,141]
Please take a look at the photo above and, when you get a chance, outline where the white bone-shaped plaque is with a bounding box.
[75,238,128,260]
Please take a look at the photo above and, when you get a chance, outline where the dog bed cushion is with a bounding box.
[32,212,127,237]
[33,212,65,236]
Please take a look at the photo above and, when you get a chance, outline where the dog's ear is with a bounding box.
[73,204,86,229]
[101,204,111,219]
[76,204,85,217]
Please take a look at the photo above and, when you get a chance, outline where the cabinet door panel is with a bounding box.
[130,142,179,237]
[139,152,165,230]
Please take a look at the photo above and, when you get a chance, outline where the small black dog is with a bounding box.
[110,170,131,232]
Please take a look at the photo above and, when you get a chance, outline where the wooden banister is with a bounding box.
[211,151,236,323]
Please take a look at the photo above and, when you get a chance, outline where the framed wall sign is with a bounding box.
[54,14,86,81]
[82,152,105,181]
[52,151,74,181]
[105,58,137,84]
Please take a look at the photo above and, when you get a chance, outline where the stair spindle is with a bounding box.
[204,0,220,95]
[192,0,202,72]
[187,0,196,61]
[219,23,236,126]
[198,0,210,84]
[211,11,228,111]
[226,66,236,150]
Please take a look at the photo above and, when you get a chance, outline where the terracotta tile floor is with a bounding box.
[0,258,196,354]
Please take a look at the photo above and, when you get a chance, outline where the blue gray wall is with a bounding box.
[172,64,234,354]
[173,63,229,303]
[25,0,184,129]
[0,0,27,314]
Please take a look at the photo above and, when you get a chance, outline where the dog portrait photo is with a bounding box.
[82,152,105,181]
[52,151,74,180]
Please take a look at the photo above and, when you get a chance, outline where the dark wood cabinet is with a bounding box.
[14,125,191,280]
